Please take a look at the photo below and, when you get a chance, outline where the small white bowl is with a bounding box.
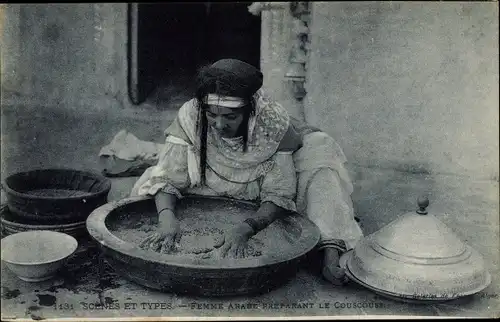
[1,230,78,282]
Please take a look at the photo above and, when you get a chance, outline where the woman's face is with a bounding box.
[205,104,245,138]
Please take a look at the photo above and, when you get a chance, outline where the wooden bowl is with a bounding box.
[86,195,320,297]
[1,230,78,282]
[3,168,111,223]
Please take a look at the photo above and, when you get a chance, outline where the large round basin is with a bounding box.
[86,195,320,296]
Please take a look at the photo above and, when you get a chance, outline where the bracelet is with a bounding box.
[319,246,344,256]
[243,218,259,234]
[317,239,347,253]
[158,207,174,214]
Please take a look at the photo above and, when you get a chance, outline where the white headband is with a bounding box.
[203,94,246,108]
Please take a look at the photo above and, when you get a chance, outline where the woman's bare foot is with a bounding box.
[322,248,349,286]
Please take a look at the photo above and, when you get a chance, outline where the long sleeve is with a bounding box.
[133,138,191,198]
[259,152,297,212]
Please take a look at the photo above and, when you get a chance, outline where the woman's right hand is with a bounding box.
[158,209,181,252]
[140,209,181,253]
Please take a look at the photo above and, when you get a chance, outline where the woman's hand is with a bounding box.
[139,209,181,254]
[214,223,255,258]
[158,209,181,253]
[322,248,349,286]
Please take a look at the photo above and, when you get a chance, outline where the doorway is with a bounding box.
[128,3,261,108]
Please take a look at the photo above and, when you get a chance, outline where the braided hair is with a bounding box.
[194,63,260,184]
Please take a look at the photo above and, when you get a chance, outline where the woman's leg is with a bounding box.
[305,167,363,284]
[307,167,363,250]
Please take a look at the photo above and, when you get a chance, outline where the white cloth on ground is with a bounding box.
[99,129,163,162]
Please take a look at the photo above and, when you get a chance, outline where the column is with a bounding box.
[251,2,305,120]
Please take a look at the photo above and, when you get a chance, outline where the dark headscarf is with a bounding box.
[194,59,263,183]
[195,59,263,98]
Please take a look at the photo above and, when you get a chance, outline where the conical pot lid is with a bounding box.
[369,197,467,263]
[343,196,491,302]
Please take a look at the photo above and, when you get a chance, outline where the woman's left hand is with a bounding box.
[322,248,349,286]
[214,223,255,258]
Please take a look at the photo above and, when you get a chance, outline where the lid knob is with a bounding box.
[416,196,429,215]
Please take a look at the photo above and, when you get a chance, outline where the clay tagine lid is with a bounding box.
[341,196,491,302]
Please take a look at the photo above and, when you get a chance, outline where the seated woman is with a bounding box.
[131,59,363,285]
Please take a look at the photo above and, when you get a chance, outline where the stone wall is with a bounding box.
[2,3,498,180]
[305,2,499,179]
[1,4,130,110]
